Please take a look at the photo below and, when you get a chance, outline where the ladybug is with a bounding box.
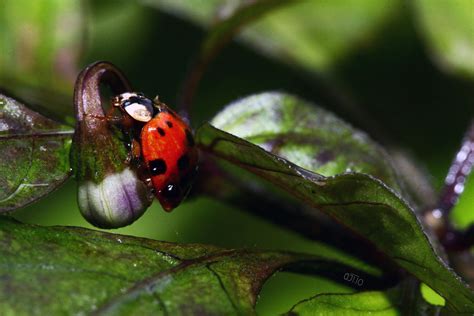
[112,92,198,211]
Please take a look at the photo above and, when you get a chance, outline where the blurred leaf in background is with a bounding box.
[141,0,399,73]
[413,0,474,80]
[0,0,83,119]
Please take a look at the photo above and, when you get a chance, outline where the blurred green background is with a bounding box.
[2,0,473,314]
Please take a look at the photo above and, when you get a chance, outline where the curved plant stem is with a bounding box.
[438,120,474,216]
[178,0,297,112]
[74,61,132,121]
[72,61,134,181]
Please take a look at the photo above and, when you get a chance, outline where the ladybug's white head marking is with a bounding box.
[114,92,154,122]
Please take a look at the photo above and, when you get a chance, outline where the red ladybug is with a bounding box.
[113,92,198,211]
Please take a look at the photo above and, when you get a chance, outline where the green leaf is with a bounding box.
[0,0,84,117]
[199,0,294,56]
[420,283,446,307]
[142,0,222,25]
[0,93,73,212]
[0,217,373,315]
[240,0,401,73]
[145,0,401,73]
[196,92,474,313]
[210,92,401,190]
[287,281,438,315]
[413,0,474,79]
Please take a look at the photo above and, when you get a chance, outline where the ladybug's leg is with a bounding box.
[125,138,141,165]
[130,139,153,190]
[84,113,107,120]
[84,97,123,124]
[104,106,123,124]
[131,138,142,161]
[84,113,122,125]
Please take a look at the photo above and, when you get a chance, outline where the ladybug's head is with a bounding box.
[113,92,154,122]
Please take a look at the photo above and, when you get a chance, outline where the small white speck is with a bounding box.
[456,150,468,162]
[456,175,465,184]
[0,122,9,131]
[39,146,47,152]
[117,238,122,244]
[454,183,464,195]
[449,164,460,174]
[133,263,137,267]
[445,174,455,185]
[461,165,472,175]
[432,209,443,219]
[468,153,474,163]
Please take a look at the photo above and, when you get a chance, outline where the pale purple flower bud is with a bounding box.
[78,168,152,228]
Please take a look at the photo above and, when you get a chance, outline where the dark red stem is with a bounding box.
[437,120,474,215]
[178,0,294,113]
[427,119,474,251]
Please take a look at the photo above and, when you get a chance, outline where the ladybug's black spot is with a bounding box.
[185,129,195,147]
[177,154,189,171]
[149,159,167,175]
[161,183,181,200]
[157,127,166,136]
[166,121,173,128]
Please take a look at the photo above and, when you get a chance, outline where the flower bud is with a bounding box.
[71,62,152,228]
[77,168,152,228]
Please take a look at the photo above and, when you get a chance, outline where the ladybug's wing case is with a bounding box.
[140,111,198,211]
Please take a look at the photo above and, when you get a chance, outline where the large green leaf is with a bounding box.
[0,93,73,212]
[196,92,474,313]
[0,216,381,315]
[0,0,83,117]
[413,0,474,79]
